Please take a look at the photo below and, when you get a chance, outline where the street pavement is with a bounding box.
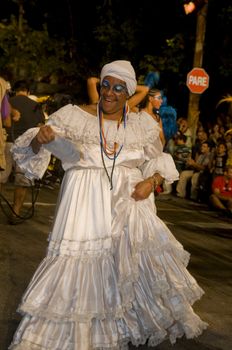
[0,183,231,350]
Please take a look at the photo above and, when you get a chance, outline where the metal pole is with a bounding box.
[187,3,208,144]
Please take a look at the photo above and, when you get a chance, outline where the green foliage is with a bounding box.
[0,16,79,82]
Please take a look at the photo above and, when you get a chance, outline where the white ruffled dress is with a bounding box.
[9,105,207,350]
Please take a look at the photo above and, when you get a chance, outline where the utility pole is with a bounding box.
[187,2,208,144]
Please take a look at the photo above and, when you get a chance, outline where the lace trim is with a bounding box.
[47,236,189,263]
[48,105,161,149]
[18,302,134,323]
[18,284,204,324]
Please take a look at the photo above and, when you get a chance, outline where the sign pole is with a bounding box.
[187,3,208,145]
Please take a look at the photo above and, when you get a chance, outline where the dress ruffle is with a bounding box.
[10,193,207,349]
[141,152,179,183]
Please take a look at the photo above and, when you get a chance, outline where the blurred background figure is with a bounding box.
[0,77,11,186]
[1,79,45,223]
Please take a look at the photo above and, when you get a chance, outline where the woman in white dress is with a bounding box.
[9,60,207,349]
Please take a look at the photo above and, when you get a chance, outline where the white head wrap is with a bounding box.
[100,60,137,96]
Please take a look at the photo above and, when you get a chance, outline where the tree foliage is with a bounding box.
[0,0,231,102]
[0,15,79,83]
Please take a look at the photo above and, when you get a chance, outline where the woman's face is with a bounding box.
[100,76,128,115]
[150,92,163,110]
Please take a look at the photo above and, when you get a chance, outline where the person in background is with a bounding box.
[177,118,193,149]
[209,123,223,147]
[139,88,165,146]
[163,133,192,195]
[176,141,213,201]
[209,165,232,218]
[138,88,169,194]
[173,133,192,173]
[224,130,232,152]
[0,77,11,192]
[10,60,206,350]
[191,129,210,160]
[167,117,192,157]
[0,77,11,173]
[211,142,228,179]
[3,79,45,223]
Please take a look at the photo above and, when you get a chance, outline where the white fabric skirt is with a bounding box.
[9,167,207,349]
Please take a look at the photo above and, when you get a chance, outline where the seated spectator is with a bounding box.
[224,130,232,152]
[211,142,228,178]
[177,117,193,149]
[209,123,223,146]
[172,133,192,173]
[209,166,232,218]
[219,125,226,136]
[166,117,192,156]
[192,129,211,159]
[176,141,212,201]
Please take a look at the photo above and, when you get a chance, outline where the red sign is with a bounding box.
[186,67,209,94]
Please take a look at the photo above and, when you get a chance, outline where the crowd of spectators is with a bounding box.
[163,114,232,217]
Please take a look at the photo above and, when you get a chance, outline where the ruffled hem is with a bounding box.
[9,231,208,349]
[15,234,204,321]
[9,311,208,350]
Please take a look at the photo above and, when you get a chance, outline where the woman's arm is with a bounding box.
[131,173,164,201]
[128,85,149,112]
[86,77,100,104]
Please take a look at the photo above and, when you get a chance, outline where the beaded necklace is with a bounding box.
[98,102,128,190]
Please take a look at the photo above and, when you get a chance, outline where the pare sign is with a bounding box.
[186,67,209,94]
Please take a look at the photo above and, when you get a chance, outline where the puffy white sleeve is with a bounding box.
[139,112,179,183]
[11,127,51,180]
[11,104,84,180]
[142,152,179,183]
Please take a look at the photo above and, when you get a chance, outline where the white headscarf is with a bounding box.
[100,60,137,96]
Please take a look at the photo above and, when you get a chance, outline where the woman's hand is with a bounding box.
[131,179,153,201]
[31,125,55,154]
[131,173,164,201]
[36,125,55,144]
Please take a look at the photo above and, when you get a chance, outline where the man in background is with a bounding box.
[209,165,232,218]
[2,80,45,223]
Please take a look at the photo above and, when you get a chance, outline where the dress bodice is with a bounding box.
[11,104,179,184]
[44,104,163,171]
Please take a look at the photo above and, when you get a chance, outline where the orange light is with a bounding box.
[184,2,196,15]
